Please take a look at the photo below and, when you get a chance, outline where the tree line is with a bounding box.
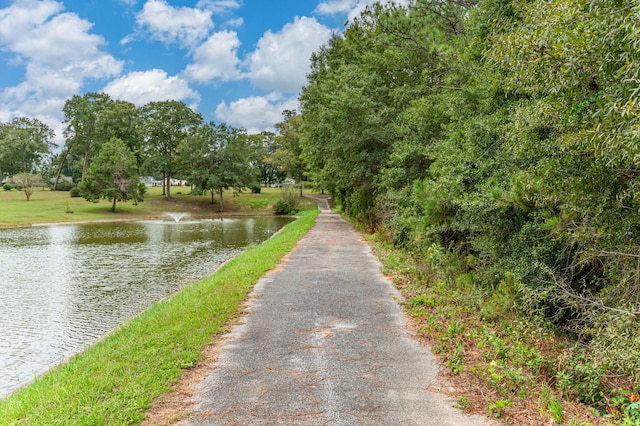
[299,0,640,388]
[0,117,55,199]
[1,93,302,211]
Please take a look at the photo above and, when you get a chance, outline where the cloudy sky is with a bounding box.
[0,0,406,145]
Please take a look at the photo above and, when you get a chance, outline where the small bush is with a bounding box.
[273,184,300,215]
[3,183,13,191]
[250,185,262,194]
[273,199,296,215]
[53,181,75,191]
[69,187,81,198]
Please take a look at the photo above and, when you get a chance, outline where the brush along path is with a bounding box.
[167,197,491,426]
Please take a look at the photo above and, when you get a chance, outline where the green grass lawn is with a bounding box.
[0,208,320,425]
[0,186,316,227]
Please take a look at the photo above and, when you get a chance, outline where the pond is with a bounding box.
[0,216,292,399]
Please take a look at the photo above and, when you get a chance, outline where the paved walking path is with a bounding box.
[178,197,490,425]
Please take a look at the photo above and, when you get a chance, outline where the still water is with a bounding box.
[0,217,291,399]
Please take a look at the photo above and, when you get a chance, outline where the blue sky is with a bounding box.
[0,0,406,145]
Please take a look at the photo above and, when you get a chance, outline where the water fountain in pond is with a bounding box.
[165,212,189,222]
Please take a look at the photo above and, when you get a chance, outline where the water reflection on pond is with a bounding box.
[0,217,292,399]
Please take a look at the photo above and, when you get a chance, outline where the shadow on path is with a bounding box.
[171,199,492,425]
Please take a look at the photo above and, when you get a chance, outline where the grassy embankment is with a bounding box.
[0,185,300,227]
[0,187,318,425]
[367,231,635,425]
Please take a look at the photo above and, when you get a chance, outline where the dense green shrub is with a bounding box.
[272,184,299,215]
[273,200,296,215]
[69,187,81,197]
[53,181,75,191]
[3,183,13,191]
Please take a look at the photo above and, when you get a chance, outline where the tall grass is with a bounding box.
[0,209,319,425]
[367,234,617,424]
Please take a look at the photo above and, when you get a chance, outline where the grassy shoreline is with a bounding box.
[0,193,318,425]
[0,186,311,228]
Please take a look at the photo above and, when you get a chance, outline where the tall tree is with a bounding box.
[179,122,257,211]
[483,0,640,378]
[78,137,145,212]
[0,117,55,179]
[141,100,202,199]
[295,0,640,399]
[250,131,282,187]
[300,1,456,221]
[273,110,305,196]
[60,93,113,183]
[96,100,142,156]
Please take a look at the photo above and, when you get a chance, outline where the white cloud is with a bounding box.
[345,0,378,21]
[196,0,241,15]
[0,0,123,123]
[224,17,244,28]
[0,3,121,73]
[0,0,121,72]
[214,92,298,133]
[0,0,62,48]
[315,0,357,15]
[315,0,411,21]
[1,78,69,120]
[183,30,241,83]
[245,17,332,93]
[135,0,213,48]
[103,69,200,108]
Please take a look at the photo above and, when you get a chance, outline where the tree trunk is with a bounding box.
[111,196,117,212]
[298,171,303,197]
[82,150,90,179]
[53,148,69,190]
[218,188,224,212]
[165,174,171,199]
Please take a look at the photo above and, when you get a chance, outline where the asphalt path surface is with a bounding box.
[178,197,491,425]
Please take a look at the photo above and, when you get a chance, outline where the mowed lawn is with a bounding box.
[0,186,315,227]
